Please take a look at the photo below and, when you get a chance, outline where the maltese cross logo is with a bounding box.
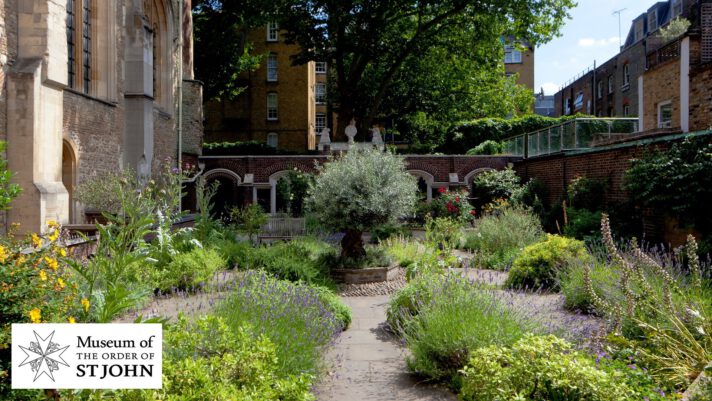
[18,331,70,382]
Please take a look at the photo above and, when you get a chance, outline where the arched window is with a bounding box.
[143,0,173,110]
[66,0,91,94]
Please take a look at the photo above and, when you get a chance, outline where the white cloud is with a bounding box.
[540,82,560,95]
[577,37,620,47]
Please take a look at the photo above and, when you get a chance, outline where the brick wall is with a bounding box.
[643,58,681,131]
[690,63,712,131]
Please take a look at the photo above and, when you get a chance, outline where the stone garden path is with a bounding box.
[312,295,457,401]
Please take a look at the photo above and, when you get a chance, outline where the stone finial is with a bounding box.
[319,127,331,144]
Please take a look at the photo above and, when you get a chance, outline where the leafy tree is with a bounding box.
[308,149,417,258]
[658,17,691,44]
[268,0,574,135]
[193,1,262,100]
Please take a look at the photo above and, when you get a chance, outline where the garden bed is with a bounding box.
[331,264,400,284]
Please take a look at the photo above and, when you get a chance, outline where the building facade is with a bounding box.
[1,0,203,233]
[204,23,335,152]
[504,41,535,91]
[555,0,698,119]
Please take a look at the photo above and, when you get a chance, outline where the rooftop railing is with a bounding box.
[502,118,640,158]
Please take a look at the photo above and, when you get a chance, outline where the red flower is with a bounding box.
[438,187,446,194]
[455,196,460,203]
[469,209,477,215]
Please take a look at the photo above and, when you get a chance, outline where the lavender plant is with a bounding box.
[215,271,345,378]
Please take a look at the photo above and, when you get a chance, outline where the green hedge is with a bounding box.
[438,114,587,154]
[202,140,320,156]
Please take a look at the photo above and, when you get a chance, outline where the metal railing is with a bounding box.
[259,215,306,238]
[502,118,639,158]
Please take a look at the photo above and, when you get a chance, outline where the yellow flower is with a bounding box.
[81,298,90,313]
[57,278,66,289]
[31,233,42,248]
[0,246,7,264]
[28,308,41,323]
[46,220,60,229]
[48,229,60,243]
[68,316,76,324]
[59,248,67,257]
[44,256,58,271]
[39,270,47,281]
[15,255,26,266]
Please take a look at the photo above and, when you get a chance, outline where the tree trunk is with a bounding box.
[341,229,366,259]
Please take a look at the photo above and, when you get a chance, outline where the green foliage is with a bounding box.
[309,285,352,329]
[230,204,268,244]
[463,206,544,270]
[440,114,581,154]
[624,137,712,249]
[202,140,320,156]
[429,189,475,224]
[460,334,634,401]
[658,17,691,44]
[386,274,439,333]
[424,216,464,252]
[0,141,21,210]
[470,168,525,211]
[505,234,591,290]
[370,223,411,243]
[275,170,313,217]
[308,149,417,233]
[564,208,603,242]
[395,274,536,385]
[559,260,621,313]
[151,247,226,292]
[215,272,344,378]
[381,236,432,268]
[254,238,335,285]
[316,246,392,270]
[109,315,314,401]
[567,176,607,212]
[466,140,503,155]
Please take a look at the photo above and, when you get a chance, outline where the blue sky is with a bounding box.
[535,0,659,95]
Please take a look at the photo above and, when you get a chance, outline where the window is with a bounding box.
[622,64,630,87]
[623,105,630,116]
[573,91,584,110]
[658,101,673,128]
[504,45,522,64]
[267,133,278,148]
[648,10,658,32]
[267,22,279,42]
[66,0,91,94]
[315,112,326,133]
[315,62,327,74]
[597,81,603,98]
[608,76,614,94]
[267,93,278,120]
[672,0,683,18]
[267,53,278,82]
[315,83,326,104]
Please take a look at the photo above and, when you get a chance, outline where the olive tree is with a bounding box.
[308,149,417,259]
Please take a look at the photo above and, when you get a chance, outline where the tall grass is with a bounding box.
[462,207,543,270]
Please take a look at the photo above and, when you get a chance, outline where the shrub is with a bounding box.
[370,223,411,243]
[564,207,603,242]
[460,334,634,401]
[316,245,392,270]
[429,189,475,224]
[152,247,226,292]
[470,168,524,211]
[398,274,536,385]
[212,238,254,269]
[215,272,344,377]
[307,149,417,259]
[381,236,431,268]
[110,315,313,401]
[559,261,622,313]
[310,285,352,329]
[465,140,503,155]
[585,215,712,389]
[463,207,543,270]
[505,234,591,290]
[275,170,313,217]
[229,204,268,244]
[386,274,440,332]
[567,175,607,212]
[258,239,334,285]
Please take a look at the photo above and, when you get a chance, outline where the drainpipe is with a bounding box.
[177,0,184,210]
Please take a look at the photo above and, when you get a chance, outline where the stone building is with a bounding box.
[0,0,203,233]
[555,0,699,119]
[203,23,334,152]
